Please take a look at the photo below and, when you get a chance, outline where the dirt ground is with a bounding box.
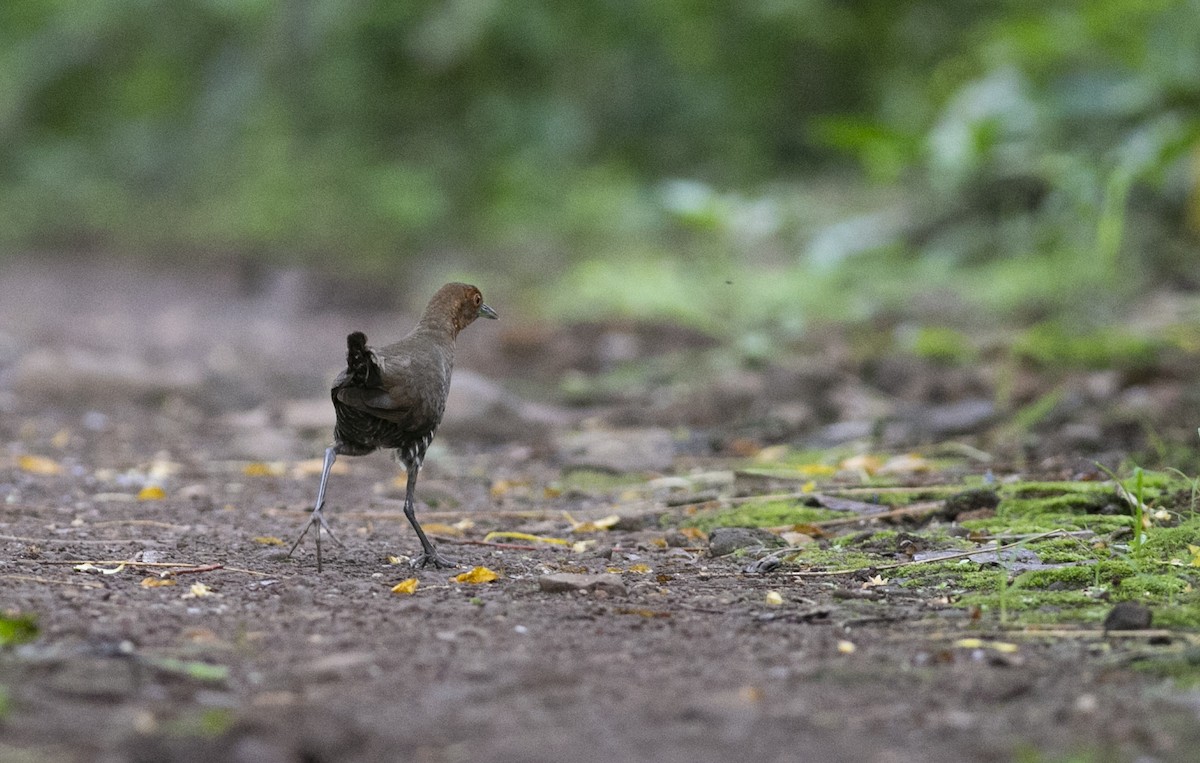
[2,258,1199,763]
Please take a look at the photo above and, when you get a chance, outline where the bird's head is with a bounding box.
[428,282,498,336]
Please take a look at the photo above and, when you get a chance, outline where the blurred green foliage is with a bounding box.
[1,0,1197,299]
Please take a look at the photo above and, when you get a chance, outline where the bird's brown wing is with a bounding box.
[334,383,441,432]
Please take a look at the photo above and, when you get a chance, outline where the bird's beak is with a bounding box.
[479,303,499,320]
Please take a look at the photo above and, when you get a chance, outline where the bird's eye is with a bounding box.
[473,292,482,305]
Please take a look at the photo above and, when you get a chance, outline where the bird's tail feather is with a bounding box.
[345,331,382,386]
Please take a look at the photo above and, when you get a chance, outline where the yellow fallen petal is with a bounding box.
[391,578,419,595]
[837,639,857,654]
[242,462,285,477]
[627,563,651,574]
[453,566,498,584]
[482,531,569,546]
[387,556,404,565]
[137,485,166,501]
[141,577,177,588]
[18,454,62,475]
[954,638,985,649]
[765,591,784,606]
[571,540,596,553]
[253,536,285,546]
[189,583,213,597]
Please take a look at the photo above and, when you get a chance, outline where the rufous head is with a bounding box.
[426,282,498,336]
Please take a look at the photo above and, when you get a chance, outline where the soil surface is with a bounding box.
[1,258,1199,763]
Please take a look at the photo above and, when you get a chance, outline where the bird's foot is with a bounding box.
[411,549,457,569]
[286,503,345,571]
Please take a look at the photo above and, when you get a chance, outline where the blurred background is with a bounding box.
[4,0,1200,467]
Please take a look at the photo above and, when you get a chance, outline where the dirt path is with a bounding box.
[1,259,1198,762]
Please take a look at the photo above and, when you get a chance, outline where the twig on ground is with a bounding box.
[1,573,104,589]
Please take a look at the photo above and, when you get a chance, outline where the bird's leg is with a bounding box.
[287,445,346,572]
[403,463,455,569]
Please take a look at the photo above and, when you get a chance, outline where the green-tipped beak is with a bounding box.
[479,303,498,320]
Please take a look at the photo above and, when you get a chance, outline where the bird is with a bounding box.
[287,282,498,571]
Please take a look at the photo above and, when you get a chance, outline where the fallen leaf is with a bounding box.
[765,591,784,606]
[453,566,499,584]
[74,562,126,575]
[137,485,166,501]
[141,577,178,588]
[862,575,889,589]
[797,464,837,477]
[779,531,815,547]
[292,458,349,478]
[627,563,651,574]
[18,454,62,475]
[563,511,621,533]
[839,454,883,475]
[422,522,464,537]
[391,578,419,595]
[490,478,529,498]
[878,453,931,474]
[242,462,285,477]
[754,445,789,463]
[253,536,285,546]
[954,638,1019,654]
[482,531,569,545]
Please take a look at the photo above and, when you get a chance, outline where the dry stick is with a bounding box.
[775,529,1066,577]
[88,520,188,529]
[13,559,274,577]
[1,573,104,589]
[0,535,162,545]
[166,564,224,576]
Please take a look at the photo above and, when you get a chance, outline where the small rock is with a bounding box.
[1103,601,1152,632]
[538,573,627,597]
[442,370,568,444]
[13,348,204,401]
[707,527,786,557]
[922,398,996,437]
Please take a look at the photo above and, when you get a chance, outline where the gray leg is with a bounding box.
[287,445,346,572]
[404,463,455,569]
